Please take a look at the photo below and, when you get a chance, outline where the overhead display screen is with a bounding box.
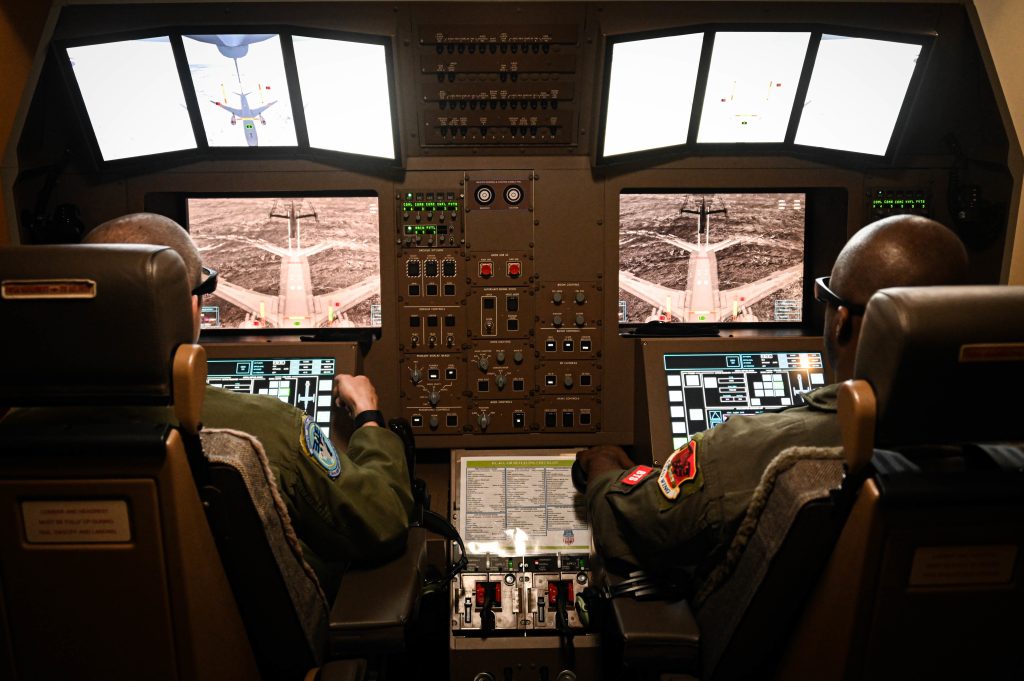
[183,34,298,148]
[188,196,381,329]
[697,32,811,144]
[66,37,197,161]
[293,35,396,159]
[602,33,704,157]
[618,192,805,324]
[795,35,923,155]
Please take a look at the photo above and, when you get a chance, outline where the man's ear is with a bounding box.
[833,305,852,345]
[191,294,202,343]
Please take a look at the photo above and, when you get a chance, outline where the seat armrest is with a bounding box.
[328,527,428,657]
[612,595,701,669]
[595,566,700,676]
[311,658,367,681]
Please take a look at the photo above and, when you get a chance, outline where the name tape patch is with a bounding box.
[1,279,97,300]
[622,465,655,486]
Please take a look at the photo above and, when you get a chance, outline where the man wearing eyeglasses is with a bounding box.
[577,214,969,586]
[79,213,412,599]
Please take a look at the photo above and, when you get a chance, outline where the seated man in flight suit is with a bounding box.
[577,214,969,585]
[5,212,412,599]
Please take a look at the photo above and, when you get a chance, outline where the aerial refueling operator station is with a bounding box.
[1,1,1022,680]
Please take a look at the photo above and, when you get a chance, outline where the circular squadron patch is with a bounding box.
[300,416,341,479]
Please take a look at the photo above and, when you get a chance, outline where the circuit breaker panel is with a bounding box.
[397,173,603,442]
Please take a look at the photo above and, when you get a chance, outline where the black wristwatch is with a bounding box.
[352,409,386,429]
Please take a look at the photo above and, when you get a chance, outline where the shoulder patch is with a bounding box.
[658,438,702,501]
[300,416,342,479]
[621,465,655,486]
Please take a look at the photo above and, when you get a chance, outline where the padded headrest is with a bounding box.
[854,285,1024,445]
[0,244,194,406]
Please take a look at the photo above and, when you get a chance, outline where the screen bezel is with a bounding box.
[54,25,403,175]
[616,187,812,330]
[640,336,829,461]
[186,190,383,336]
[595,23,936,167]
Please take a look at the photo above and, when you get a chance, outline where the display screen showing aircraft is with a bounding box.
[183,33,297,147]
[618,192,805,323]
[188,196,382,329]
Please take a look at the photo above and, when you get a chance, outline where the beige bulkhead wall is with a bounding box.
[1,0,1023,283]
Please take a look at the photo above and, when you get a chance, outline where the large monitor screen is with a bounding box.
[66,37,197,161]
[618,192,805,324]
[292,35,396,159]
[188,195,382,329]
[183,34,298,148]
[794,35,923,155]
[696,32,810,144]
[207,356,336,435]
[601,33,704,158]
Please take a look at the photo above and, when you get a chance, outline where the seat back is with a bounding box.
[0,245,258,680]
[779,285,1024,680]
[201,427,331,679]
[693,447,846,680]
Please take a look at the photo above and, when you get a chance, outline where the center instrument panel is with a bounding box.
[397,173,602,439]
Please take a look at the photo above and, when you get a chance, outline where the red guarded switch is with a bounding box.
[479,262,493,278]
[547,581,574,606]
[507,261,522,277]
[475,581,501,606]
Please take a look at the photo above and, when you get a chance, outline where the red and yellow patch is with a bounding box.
[658,438,700,500]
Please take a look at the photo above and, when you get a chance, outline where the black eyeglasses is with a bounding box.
[192,266,218,297]
[814,276,866,316]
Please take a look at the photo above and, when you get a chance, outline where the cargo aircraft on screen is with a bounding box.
[211,92,277,147]
[619,198,802,322]
[206,201,379,328]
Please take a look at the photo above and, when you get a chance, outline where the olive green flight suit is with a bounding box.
[585,384,841,580]
[202,386,413,598]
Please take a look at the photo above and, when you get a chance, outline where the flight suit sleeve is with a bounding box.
[281,421,414,566]
[584,406,842,578]
[585,446,722,577]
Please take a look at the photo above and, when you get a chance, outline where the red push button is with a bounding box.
[507,261,522,277]
[480,262,493,277]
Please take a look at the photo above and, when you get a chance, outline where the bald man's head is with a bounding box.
[829,214,968,307]
[83,213,203,290]
[823,215,968,380]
